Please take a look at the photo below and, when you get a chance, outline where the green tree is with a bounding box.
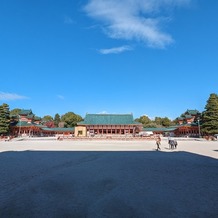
[144,122,158,128]
[61,112,83,127]
[42,115,53,122]
[135,115,173,127]
[201,93,218,135]
[154,117,162,126]
[135,115,151,126]
[161,117,172,127]
[10,108,21,116]
[54,113,61,127]
[0,103,10,135]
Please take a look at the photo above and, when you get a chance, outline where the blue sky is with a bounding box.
[0,0,218,120]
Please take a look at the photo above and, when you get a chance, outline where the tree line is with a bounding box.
[135,116,175,128]
[9,109,83,129]
[1,93,218,135]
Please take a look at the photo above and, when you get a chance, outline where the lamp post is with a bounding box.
[197,119,201,138]
[18,115,21,137]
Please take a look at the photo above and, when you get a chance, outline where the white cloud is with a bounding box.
[0,92,28,100]
[84,0,191,48]
[57,95,65,100]
[99,45,132,54]
[98,111,108,114]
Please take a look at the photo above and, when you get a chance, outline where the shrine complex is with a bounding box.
[9,109,201,139]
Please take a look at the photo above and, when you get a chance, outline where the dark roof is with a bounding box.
[34,116,42,121]
[185,109,200,115]
[19,109,33,115]
[143,127,178,132]
[78,114,141,125]
[42,127,74,132]
[177,117,184,120]
[27,114,34,119]
[13,121,35,127]
[10,115,18,119]
[11,121,46,127]
[184,115,193,119]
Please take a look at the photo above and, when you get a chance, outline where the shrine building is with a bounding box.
[75,113,143,137]
[142,109,201,137]
[10,109,74,137]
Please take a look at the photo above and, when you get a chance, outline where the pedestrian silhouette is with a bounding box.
[155,136,161,150]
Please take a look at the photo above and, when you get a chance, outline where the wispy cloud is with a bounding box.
[84,0,191,48]
[98,111,108,114]
[0,92,28,100]
[64,16,75,24]
[57,95,65,100]
[99,45,132,54]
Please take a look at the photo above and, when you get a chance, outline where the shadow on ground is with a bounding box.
[0,150,217,218]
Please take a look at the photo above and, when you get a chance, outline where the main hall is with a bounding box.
[75,113,142,137]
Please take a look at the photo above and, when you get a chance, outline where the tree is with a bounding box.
[42,115,53,122]
[54,113,61,127]
[135,115,151,126]
[44,121,55,128]
[161,117,172,127]
[10,108,21,116]
[0,103,10,135]
[201,93,218,135]
[143,122,158,128]
[154,117,162,126]
[135,115,173,127]
[61,112,83,127]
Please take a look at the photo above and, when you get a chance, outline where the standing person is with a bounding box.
[155,135,161,150]
[168,136,172,149]
[174,139,178,149]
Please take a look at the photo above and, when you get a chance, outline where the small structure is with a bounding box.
[142,127,177,137]
[42,127,74,138]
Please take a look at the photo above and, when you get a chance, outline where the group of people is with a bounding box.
[168,138,178,149]
[155,136,178,151]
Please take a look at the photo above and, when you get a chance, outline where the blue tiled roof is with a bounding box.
[19,109,33,115]
[78,114,141,125]
[42,127,74,132]
[143,127,178,132]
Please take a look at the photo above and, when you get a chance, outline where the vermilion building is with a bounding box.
[10,109,74,137]
[174,109,201,137]
[75,113,143,137]
[10,109,201,138]
[143,109,201,137]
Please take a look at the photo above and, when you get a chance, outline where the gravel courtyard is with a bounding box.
[0,138,217,217]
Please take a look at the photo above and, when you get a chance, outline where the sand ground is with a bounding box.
[0,138,217,217]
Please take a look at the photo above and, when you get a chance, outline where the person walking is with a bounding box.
[168,136,170,148]
[155,135,161,150]
[174,139,178,149]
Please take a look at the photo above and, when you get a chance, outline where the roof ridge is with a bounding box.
[87,113,133,116]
